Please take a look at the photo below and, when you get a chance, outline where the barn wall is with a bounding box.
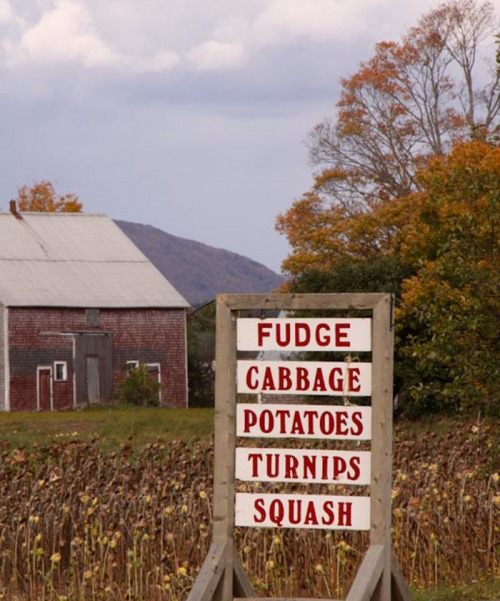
[8,308,76,411]
[0,306,5,411]
[7,307,187,411]
[100,308,188,408]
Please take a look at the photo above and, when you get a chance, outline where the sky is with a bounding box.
[0,0,498,274]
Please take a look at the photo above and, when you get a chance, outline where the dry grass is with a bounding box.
[0,417,497,600]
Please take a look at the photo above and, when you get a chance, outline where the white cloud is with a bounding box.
[252,0,372,46]
[0,0,12,23]
[11,0,117,66]
[187,40,247,71]
[3,0,180,72]
[2,0,499,75]
[1,0,384,73]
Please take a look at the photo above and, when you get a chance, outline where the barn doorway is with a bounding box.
[37,366,53,411]
[86,355,100,404]
[74,333,113,407]
[146,363,162,404]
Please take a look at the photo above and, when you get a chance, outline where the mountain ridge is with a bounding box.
[115,220,284,307]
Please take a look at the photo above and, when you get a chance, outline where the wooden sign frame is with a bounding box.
[187,293,412,601]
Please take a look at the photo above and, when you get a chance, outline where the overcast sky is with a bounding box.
[1,0,498,273]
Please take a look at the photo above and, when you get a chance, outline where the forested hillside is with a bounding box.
[116,220,283,306]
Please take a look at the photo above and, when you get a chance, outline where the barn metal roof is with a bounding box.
[0,212,189,308]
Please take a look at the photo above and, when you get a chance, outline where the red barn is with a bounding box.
[0,207,190,411]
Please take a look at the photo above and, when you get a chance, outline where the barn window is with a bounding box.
[54,361,67,382]
[126,360,139,373]
[86,309,100,327]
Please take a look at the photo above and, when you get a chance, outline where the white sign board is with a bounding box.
[237,403,372,439]
[235,448,371,485]
[237,360,371,396]
[237,318,371,351]
[235,493,370,530]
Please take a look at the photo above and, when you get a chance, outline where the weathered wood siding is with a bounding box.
[6,307,187,411]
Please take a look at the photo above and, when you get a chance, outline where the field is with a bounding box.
[0,407,498,600]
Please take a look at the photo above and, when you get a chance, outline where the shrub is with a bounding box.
[117,365,161,407]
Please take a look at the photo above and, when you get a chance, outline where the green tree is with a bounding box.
[396,141,499,415]
[187,303,215,408]
[15,180,83,212]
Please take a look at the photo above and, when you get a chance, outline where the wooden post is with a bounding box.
[370,294,394,600]
[212,296,237,600]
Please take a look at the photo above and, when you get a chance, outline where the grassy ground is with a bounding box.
[0,407,497,600]
[413,579,500,600]
[0,405,214,451]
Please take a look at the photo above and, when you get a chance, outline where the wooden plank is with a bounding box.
[345,544,385,601]
[391,553,413,601]
[212,296,238,600]
[236,404,372,440]
[236,317,372,352]
[236,360,372,396]
[186,544,228,601]
[232,554,255,598]
[212,297,236,544]
[370,294,394,600]
[222,292,387,311]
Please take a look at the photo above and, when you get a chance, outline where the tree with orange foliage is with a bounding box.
[283,140,499,416]
[277,0,499,278]
[276,0,499,416]
[395,140,499,414]
[15,181,83,213]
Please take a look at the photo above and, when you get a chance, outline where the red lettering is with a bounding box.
[303,454,316,480]
[328,367,344,392]
[320,411,334,435]
[333,456,347,479]
[290,412,305,435]
[269,500,284,526]
[276,323,291,347]
[350,411,363,436]
[303,410,319,435]
[304,501,319,525]
[295,323,311,347]
[296,367,309,391]
[257,322,273,347]
[336,411,349,436]
[321,455,329,480]
[245,366,259,391]
[275,409,291,434]
[248,452,263,477]
[243,409,257,433]
[322,500,335,525]
[315,323,330,347]
[261,367,276,391]
[284,454,299,479]
[278,367,292,391]
[338,502,352,527]
[312,368,327,392]
[335,323,351,347]
[348,456,361,481]
[288,499,302,525]
[348,367,361,392]
[265,454,280,478]
[254,498,266,523]
[259,410,274,433]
